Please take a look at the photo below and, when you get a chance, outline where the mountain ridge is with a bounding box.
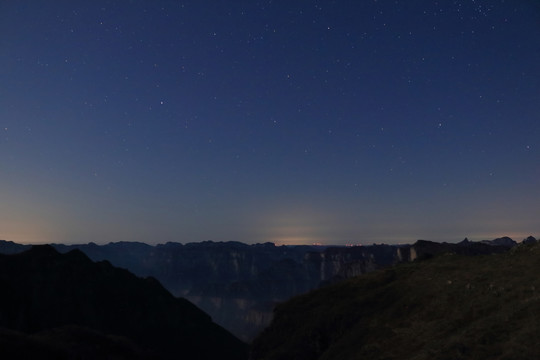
[0,245,247,359]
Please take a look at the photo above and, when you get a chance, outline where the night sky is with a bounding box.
[1,1,539,245]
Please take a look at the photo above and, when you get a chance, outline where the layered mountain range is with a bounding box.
[0,236,521,341]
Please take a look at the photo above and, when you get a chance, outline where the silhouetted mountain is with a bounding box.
[0,239,29,254]
[480,236,517,247]
[0,245,247,360]
[523,235,537,245]
[251,241,540,360]
[0,237,523,342]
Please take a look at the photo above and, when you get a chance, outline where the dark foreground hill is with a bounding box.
[0,245,247,360]
[251,241,540,360]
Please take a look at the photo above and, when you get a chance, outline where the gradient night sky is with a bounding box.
[1,1,539,245]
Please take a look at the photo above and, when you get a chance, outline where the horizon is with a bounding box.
[1,233,536,247]
[1,1,539,246]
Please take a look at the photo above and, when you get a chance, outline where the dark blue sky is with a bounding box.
[1,1,539,245]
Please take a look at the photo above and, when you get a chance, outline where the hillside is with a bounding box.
[251,240,540,360]
[0,245,247,360]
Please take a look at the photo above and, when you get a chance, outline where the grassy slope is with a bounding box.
[251,243,540,360]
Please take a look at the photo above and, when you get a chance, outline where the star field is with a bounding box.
[0,1,539,245]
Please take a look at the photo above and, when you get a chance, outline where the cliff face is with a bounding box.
[67,242,401,341]
[50,241,327,341]
[305,244,400,284]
